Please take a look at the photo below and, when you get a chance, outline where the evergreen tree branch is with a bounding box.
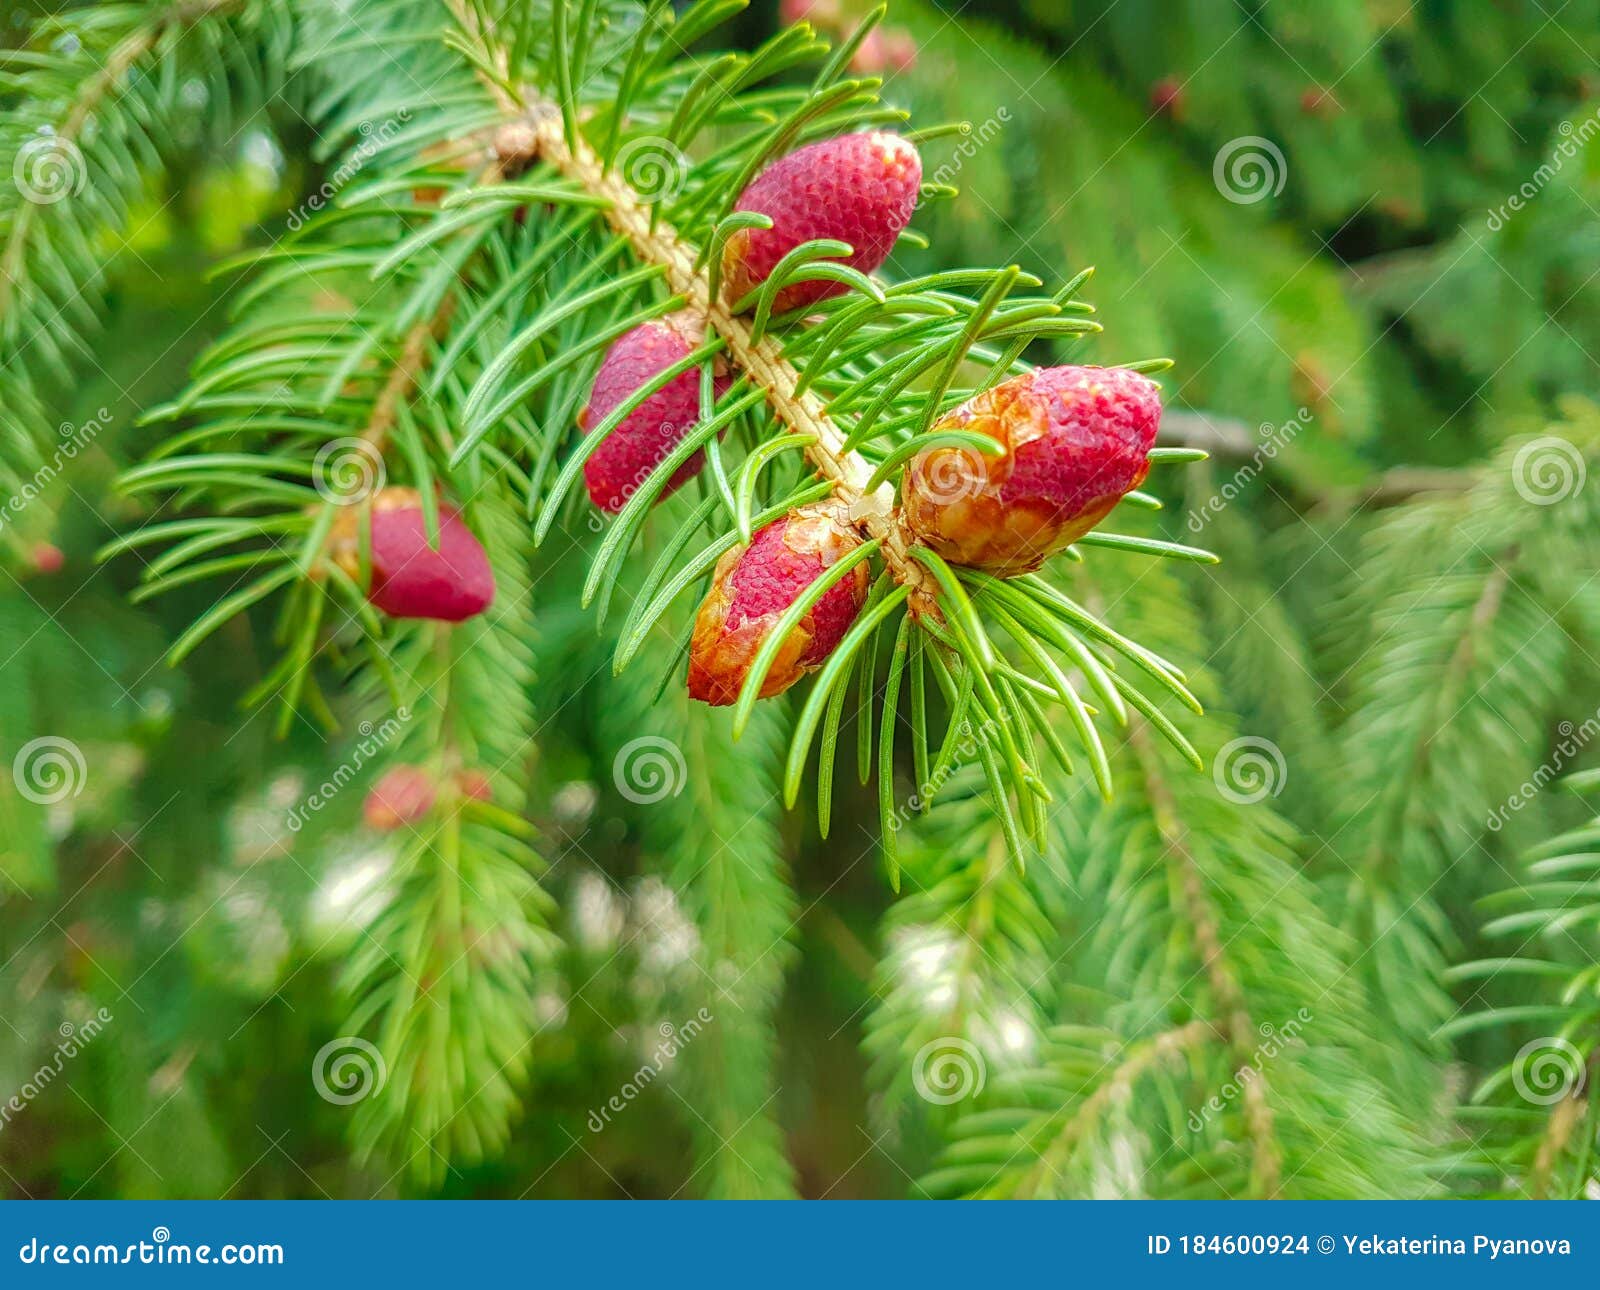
[444,0,939,612]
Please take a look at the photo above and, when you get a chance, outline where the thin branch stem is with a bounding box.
[1013,1020,1215,1199]
[445,0,938,613]
[0,0,239,326]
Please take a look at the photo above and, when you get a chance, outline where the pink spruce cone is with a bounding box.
[330,487,495,622]
[687,501,869,706]
[901,365,1162,577]
[364,765,437,831]
[580,311,727,513]
[29,542,64,575]
[722,132,921,315]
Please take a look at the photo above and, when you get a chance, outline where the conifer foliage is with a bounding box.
[4,0,1599,1200]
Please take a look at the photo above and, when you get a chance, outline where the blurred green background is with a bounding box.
[4,0,1600,1198]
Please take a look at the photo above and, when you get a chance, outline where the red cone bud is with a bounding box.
[330,487,495,621]
[722,132,921,315]
[850,28,887,74]
[454,769,493,801]
[28,542,64,575]
[901,365,1162,577]
[1299,84,1341,117]
[364,765,436,831]
[581,312,727,513]
[780,0,839,25]
[687,501,870,706]
[883,29,918,73]
[1149,76,1186,119]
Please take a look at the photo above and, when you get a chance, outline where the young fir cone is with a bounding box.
[687,501,870,706]
[901,365,1162,577]
[364,765,436,831]
[328,487,496,621]
[581,311,727,512]
[721,132,921,315]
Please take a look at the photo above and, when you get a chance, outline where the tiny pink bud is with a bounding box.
[29,542,64,575]
[365,765,437,831]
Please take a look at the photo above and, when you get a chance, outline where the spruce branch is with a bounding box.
[1012,1020,1216,1199]
[0,0,242,326]
[1126,712,1282,1197]
[444,0,938,612]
